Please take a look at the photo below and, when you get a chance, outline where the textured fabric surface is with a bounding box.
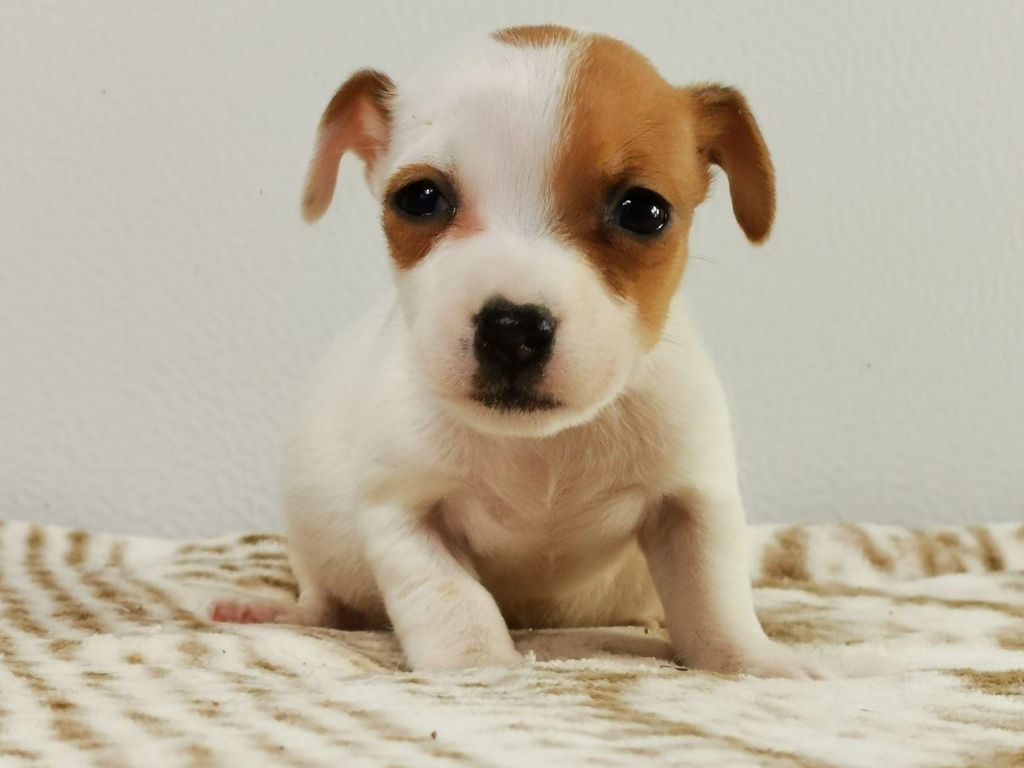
[0,519,1023,767]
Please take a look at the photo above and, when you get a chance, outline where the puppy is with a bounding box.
[213,25,823,678]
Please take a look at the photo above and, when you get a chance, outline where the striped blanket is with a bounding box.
[1,519,1022,767]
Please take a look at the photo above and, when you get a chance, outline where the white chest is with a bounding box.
[436,402,673,593]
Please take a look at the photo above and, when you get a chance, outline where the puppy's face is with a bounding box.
[303,27,774,437]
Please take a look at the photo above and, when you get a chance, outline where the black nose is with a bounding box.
[474,298,556,380]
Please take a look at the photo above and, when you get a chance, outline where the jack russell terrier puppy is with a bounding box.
[212,25,825,679]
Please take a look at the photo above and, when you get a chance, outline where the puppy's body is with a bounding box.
[213,26,824,678]
[286,304,715,631]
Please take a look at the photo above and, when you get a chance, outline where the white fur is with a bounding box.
[218,35,826,679]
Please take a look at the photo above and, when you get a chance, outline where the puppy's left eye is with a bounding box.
[392,179,450,218]
[614,187,670,235]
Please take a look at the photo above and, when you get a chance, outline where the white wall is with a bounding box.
[1,1,1022,537]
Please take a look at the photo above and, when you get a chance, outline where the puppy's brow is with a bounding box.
[384,164,456,197]
[614,121,662,156]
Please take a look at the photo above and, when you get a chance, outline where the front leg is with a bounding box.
[360,504,522,671]
[640,488,826,679]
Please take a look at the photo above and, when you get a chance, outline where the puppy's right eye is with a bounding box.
[613,186,670,236]
[392,179,450,218]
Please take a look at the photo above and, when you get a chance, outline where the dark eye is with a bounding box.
[392,179,449,218]
[614,187,670,235]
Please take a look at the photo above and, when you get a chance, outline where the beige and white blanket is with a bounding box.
[1,519,1023,767]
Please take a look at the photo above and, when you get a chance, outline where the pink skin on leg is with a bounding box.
[209,600,302,625]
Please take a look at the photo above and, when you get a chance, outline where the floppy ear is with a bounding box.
[686,84,775,243]
[302,69,395,222]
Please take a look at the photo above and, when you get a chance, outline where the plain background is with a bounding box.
[1,1,1022,537]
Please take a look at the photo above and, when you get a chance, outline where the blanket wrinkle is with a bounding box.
[0,519,1022,766]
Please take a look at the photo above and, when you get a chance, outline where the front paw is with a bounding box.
[409,643,524,671]
[691,640,830,680]
[405,636,525,672]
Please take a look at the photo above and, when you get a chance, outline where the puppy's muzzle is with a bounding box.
[471,297,558,411]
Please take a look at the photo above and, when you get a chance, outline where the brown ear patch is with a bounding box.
[302,69,394,222]
[686,84,776,243]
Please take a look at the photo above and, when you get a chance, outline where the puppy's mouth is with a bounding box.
[470,386,561,413]
[470,366,561,413]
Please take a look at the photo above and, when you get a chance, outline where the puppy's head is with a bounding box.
[303,26,774,437]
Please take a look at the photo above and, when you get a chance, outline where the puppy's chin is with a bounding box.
[439,397,596,438]
[437,382,626,438]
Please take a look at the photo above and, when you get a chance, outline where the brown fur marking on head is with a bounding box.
[549,36,706,345]
[303,69,395,222]
[549,35,775,344]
